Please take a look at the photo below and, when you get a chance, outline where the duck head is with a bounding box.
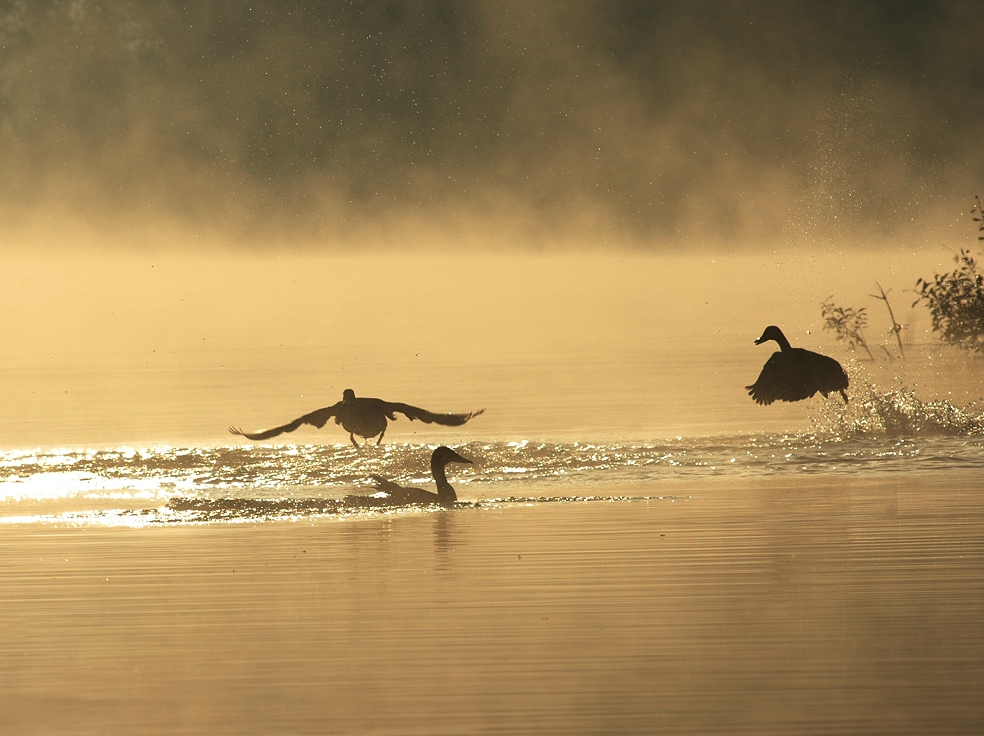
[431,446,473,470]
[754,325,784,344]
[342,388,356,401]
[754,325,792,351]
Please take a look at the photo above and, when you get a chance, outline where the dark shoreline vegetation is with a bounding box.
[824,195,984,358]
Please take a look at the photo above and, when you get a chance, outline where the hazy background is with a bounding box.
[2,2,983,447]
[2,0,982,248]
[2,247,978,447]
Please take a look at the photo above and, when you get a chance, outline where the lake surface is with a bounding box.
[1,474,981,734]
[1,250,982,733]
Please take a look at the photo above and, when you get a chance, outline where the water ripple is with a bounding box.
[1,384,983,525]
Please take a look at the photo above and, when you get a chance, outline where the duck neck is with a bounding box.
[431,460,457,504]
[773,332,792,352]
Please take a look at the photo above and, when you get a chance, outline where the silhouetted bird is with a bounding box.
[746,325,849,405]
[358,446,473,507]
[229,389,484,447]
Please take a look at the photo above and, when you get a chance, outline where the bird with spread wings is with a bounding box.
[746,325,848,406]
[229,389,484,447]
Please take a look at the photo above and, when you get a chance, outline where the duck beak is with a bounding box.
[754,336,766,344]
[451,451,474,465]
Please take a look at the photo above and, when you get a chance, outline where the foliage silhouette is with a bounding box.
[913,197,984,352]
[914,249,984,352]
[821,299,874,360]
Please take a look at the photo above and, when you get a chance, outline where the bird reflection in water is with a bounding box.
[229,389,484,447]
[746,325,849,405]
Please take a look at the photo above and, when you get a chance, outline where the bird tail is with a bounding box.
[370,475,401,493]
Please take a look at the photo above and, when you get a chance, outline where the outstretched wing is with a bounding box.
[229,402,341,440]
[382,401,485,426]
[746,352,816,405]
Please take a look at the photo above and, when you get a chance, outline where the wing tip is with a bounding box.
[746,385,773,406]
[229,426,267,440]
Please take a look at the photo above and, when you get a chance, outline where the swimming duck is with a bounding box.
[230,389,484,447]
[746,325,849,405]
[361,446,473,507]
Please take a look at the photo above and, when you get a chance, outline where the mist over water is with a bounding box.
[2,248,980,447]
[2,1,983,246]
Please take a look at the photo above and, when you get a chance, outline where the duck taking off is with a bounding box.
[363,446,473,507]
[746,326,849,405]
[229,389,484,447]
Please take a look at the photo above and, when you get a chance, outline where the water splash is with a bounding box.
[811,375,984,438]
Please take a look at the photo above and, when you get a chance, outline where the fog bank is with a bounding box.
[2,1,982,249]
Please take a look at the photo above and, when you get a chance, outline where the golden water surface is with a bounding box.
[0,473,981,734]
[1,250,982,734]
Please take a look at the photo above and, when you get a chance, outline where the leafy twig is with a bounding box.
[870,282,905,360]
[821,298,874,360]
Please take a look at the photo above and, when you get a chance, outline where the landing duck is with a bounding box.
[746,325,849,405]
